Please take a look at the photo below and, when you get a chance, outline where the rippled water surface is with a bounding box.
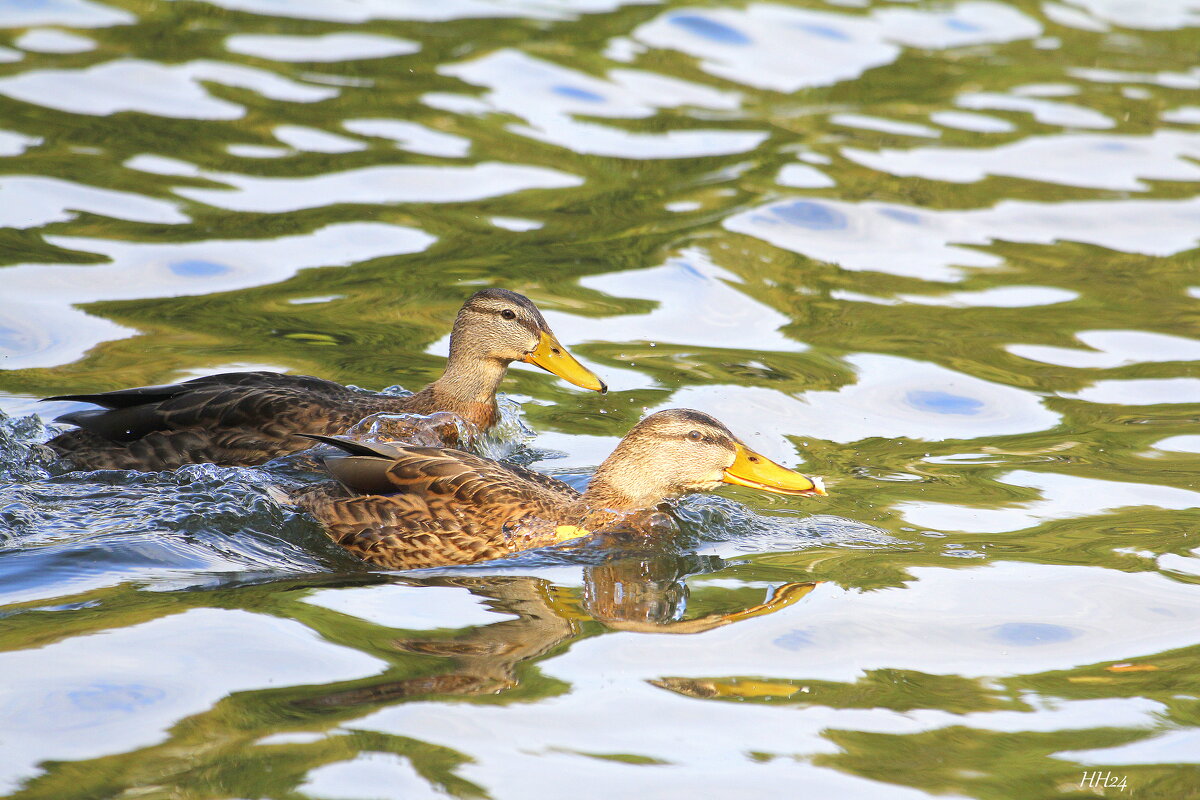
[2,0,1200,797]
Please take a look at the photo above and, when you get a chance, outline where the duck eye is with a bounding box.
[687,430,702,441]
[501,309,517,320]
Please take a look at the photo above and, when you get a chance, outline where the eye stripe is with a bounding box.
[477,305,538,332]
[494,310,543,336]
[670,431,732,448]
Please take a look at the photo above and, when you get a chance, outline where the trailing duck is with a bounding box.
[44,289,605,470]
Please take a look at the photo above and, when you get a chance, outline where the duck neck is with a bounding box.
[581,476,639,512]
[430,351,509,407]
[583,445,667,513]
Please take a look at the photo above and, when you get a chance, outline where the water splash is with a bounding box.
[0,410,57,483]
[477,394,538,461]
[0,395,549,586]
[338,389,536,460]
[671,494,895,556]
[0,411,354,602]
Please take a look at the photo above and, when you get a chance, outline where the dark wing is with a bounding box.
[44,373,405,468]
[46,371,341,408]
[44,427,291,470]
[47,372,364,442]
[46,382,192,410]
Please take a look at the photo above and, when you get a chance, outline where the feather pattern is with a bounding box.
[294,436,591,569]
[293,409,823,570]
[46,372,447,470]
[42,288,604,470]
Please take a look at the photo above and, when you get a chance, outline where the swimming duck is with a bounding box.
[44,289,605,470]
[294,408,826,569]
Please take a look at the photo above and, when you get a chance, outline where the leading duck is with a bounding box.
[296,408,826,570]
[44,289,605,470]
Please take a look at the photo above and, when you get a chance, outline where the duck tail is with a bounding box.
[297,434,398,460]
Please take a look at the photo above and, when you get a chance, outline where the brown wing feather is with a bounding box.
[44,426,313,470]
[46,372,418,469]
[295,445,584,569]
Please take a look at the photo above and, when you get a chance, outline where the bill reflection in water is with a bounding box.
[295,552,819,709]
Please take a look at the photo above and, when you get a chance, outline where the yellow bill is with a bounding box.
[722,443,826,497]
[524,331,607,393]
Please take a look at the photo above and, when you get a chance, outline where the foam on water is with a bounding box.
[0,411,355,606]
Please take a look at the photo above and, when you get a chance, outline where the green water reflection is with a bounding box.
[2,0,1200,796]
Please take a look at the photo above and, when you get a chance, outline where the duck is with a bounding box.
[293,408,826,570]
[43,289,605,470]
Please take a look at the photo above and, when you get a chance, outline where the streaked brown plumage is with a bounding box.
[43,289,605,470]
[295,408,825,570]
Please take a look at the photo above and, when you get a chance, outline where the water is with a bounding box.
[1,0,1199,796]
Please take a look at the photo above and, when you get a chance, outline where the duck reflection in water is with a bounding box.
[297,552,817,710]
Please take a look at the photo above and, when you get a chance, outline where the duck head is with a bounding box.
[444,288,606,393]
[585,408,826,510]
